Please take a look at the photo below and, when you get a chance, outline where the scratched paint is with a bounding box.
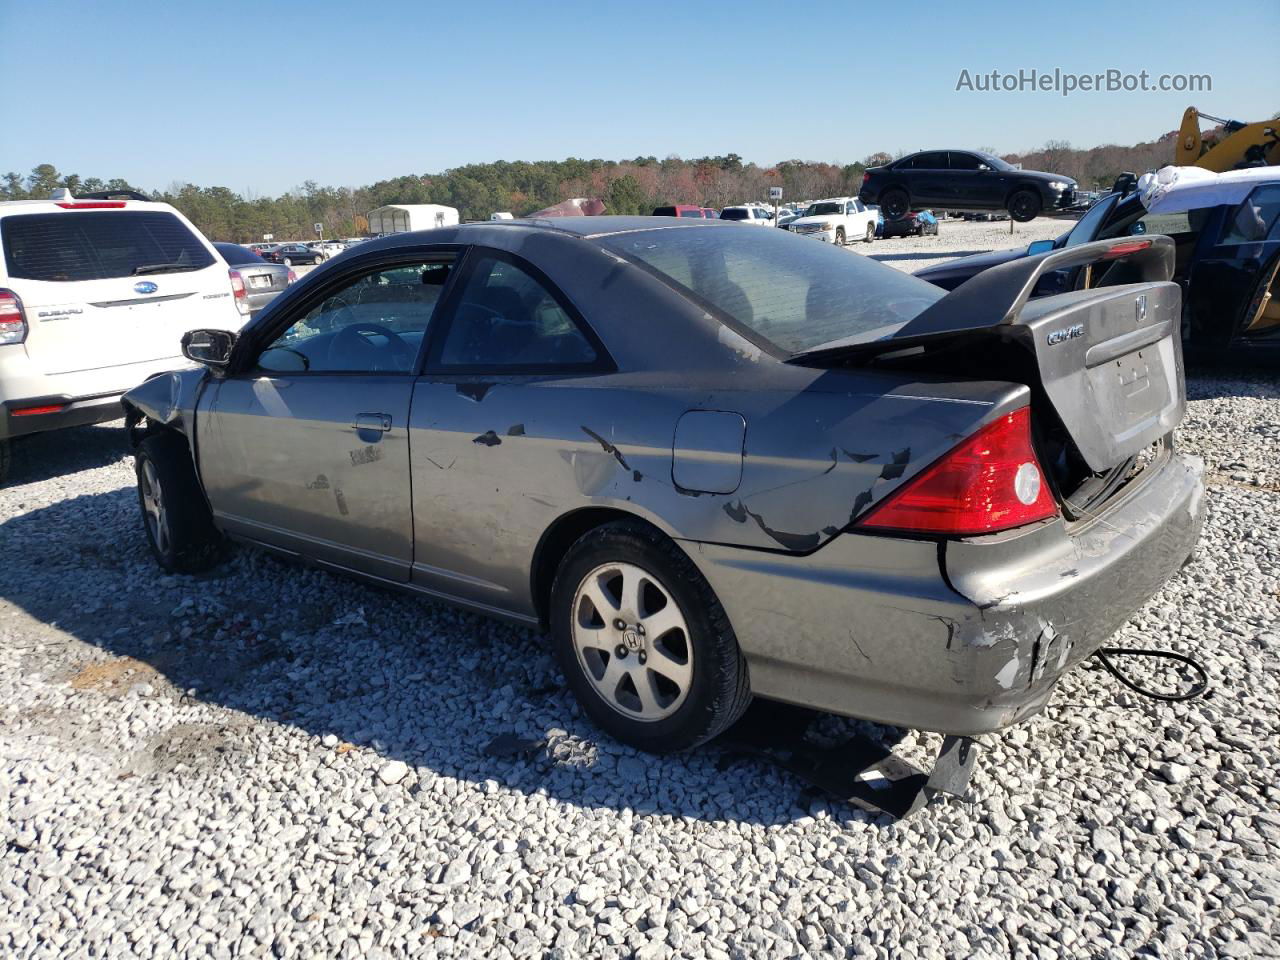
[994,654,1020,689]
[349,445,382,466]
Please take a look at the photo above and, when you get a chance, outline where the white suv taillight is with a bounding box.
[229,269,251,316]
[0,289,28,344]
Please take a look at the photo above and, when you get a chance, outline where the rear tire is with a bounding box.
[549,520,751,753]
[834,227,846,246]
[135,431,224,574]
[881,188,909,221]
[0,439,10,485]
[283,257,293,267]
[864,223,875,242]
[1008,189,1042,222]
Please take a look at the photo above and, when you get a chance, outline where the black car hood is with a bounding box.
[1014,168,1077,186]
[913,244,1032,286]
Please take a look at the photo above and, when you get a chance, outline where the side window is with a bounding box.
[433,253,598,369]
[257,260,452,374]
[1221,185,1280,245]
[948,152,983,171]
[919,152,948,169]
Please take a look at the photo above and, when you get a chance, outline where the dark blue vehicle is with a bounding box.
[914,177,1280,358]
[881,210,939,238]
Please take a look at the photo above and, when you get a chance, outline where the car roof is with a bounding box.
[0,197,180,217]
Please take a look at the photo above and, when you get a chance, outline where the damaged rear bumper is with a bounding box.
[684,449,1205,735]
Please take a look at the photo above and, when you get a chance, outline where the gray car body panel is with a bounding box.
[122,217,1206,735]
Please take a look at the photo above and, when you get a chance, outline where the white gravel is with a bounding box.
[1,220,1277,959]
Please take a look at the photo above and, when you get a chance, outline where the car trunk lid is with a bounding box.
[789,236,1185,476]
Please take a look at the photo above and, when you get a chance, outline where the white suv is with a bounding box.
[0,190,244,481]
[719,204,775,226]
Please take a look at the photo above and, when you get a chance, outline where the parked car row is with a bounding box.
[651,198,944,245]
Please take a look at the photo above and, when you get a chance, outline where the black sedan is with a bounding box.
[914,175,1280,360]
[263,243,324,266]
[860,150,1076,223]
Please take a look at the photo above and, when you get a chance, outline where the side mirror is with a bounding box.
[1027,239,1055,255]
[182,329,235,370]
[1128,221,1147,236]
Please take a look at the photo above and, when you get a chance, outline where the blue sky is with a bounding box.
[3,0,1275,196]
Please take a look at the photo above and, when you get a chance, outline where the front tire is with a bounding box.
[1008,189,1042,222]
[135,432,224,574]
[834,227,846,246]
[549,520,751,753]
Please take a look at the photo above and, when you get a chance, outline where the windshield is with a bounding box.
[2,210,215,282]
[1064,194,1120,247]
[599,226,944,354]
[215,242,266,264]
[805,202,842,217]
[976,152,1014,171]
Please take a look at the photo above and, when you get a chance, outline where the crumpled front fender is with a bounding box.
[121,367,208,443]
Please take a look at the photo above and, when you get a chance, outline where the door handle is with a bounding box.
[353,413,392,433]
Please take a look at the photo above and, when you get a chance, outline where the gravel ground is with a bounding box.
[2,222,1278,960]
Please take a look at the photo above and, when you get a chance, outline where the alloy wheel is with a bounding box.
[140,459,170,556]
[571,562,692,722]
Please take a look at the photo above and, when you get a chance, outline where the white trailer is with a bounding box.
[366,204,460,235]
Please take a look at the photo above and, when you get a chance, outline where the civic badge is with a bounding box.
[134,280,159,294]
[1135,294,1147,322]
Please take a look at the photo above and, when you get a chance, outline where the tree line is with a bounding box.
[3,135,1197,243]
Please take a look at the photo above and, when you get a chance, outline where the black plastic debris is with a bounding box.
[483,733,545,760]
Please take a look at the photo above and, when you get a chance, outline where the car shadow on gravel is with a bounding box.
[0,486,914,829]
[3,420,130,488]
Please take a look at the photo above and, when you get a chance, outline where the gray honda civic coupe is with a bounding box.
[123,217,1204,757]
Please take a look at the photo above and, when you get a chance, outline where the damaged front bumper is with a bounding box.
[685,449,1205,735]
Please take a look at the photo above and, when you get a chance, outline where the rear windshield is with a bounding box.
[719,208,749,221]
[599,226,944,354]
[215,242,266,264]
[652,207,677,217]
[2,210,215,282]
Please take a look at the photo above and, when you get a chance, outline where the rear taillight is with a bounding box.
[229,269,251,316]
[856,407,1057,536]
[286,269,297,284]
[0,289,28,345]
[862,172,871,184]
[1100,238,1152,259]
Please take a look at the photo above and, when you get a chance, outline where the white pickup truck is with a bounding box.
[785,196,878,245]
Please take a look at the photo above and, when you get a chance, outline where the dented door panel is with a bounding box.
[197,374,414,580]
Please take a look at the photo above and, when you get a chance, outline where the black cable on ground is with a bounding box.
[1093,647,1210,702]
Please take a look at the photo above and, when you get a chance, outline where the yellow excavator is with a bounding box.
[1175,107,1279,171]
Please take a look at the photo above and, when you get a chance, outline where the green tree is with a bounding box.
[605,175,646,215]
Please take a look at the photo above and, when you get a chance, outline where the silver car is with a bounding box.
[214,243,294,315]
[123,218,1204,756]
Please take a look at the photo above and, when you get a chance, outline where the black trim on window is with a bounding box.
[421,247,616,376]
